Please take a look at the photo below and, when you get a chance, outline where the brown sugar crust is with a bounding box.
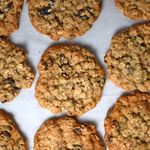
[0,109,27,150]
[104,23,150,92]
[0,0,23,36]
[0,38,34,103]
[28,0,101,40]
[115,0,150,20]
[105,92,150,150]
[34,117,105,150]
[35,45,105,116]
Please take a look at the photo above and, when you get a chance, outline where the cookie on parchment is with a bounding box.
[104,92,150,150]
[0,38,34,103]
[104,23,150,92]
[0,109,26,150]
[115,0,150,20]
[28,0,101,40]
[0,0,23,36]
[35,45,105,116]
[34,117,105,150]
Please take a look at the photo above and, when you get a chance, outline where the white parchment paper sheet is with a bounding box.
[0,0,142,149]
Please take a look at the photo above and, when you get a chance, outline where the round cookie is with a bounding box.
[28,0,101,40]
[34,117,105,150]
[35,45,105,116]
[0,0,23,36]
[104,23,150,92]
[0,109,26,150]
[104,92,150,150]
[0,38,34,103]
[115,0,150,20]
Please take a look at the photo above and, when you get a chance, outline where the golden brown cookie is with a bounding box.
[0,0,23,36]
[0,109,27,150]
[104,23,150,92]
[104,92,150,150]
[35,45,105,116]
[0,38,34,103]
[115,0,150,20]
[28,0,101,40]
[34,117,105,150]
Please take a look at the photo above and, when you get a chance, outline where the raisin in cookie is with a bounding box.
[0,0,23,36]
[115,0,150,20]
[105,92,150,150]
[35,45,105,116]
[0,109,26,150]
[0,38,34,103]
[28,0,101,40]
[104,23,150,92]
[34,117,105,150]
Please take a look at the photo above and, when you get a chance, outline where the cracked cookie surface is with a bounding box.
[0,0,23,36]
[104,92,150,150]
[115,0,150,20]
[35,45,105,116]
[0,110,26,150]
[104,23,150,92]
[28,0,101,40]
[0,38,34,103]
[34,117,105,150]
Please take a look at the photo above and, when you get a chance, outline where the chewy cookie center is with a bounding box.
[36,45,105,116]
[44,54,102,113]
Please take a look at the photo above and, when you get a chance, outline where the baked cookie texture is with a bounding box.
[0,0,23,36]
[115,0,150,20]
[34,117,105,150]
[105,92,150,150]
[35,45,105,116]
[104,23,150,92]
[0,38,34,103]
[28,0,101,40]
[0,109,26,150]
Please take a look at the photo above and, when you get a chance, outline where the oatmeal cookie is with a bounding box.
[104,23,150,92]
[35,45,105,116]
[34,117,105,150]
[0,109,26,150]
[28,0,101,40]
[115,0,150,20]
[0,0,23,36]
[104,92,150,150]
[0,38,34,103]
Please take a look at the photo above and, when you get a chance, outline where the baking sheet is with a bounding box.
[0,0,141,149]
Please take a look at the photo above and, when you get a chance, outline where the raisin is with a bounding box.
[62,73,69,79]
[141,43,146,47]
[72,144,82,149]
[108,135,113,143]
[6,2,13,11]
[81,15,89,20]
[44,59,53,70]
[0,10,4,19]
[0,131,11,139]
[112,120,120,130]
[4,78,15,85]
[13,86,20,92]
[0,10,4,14]
[4,78,20,92]
[74,127,81,134]
[78,9,89,20]
[39,7,51,16]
